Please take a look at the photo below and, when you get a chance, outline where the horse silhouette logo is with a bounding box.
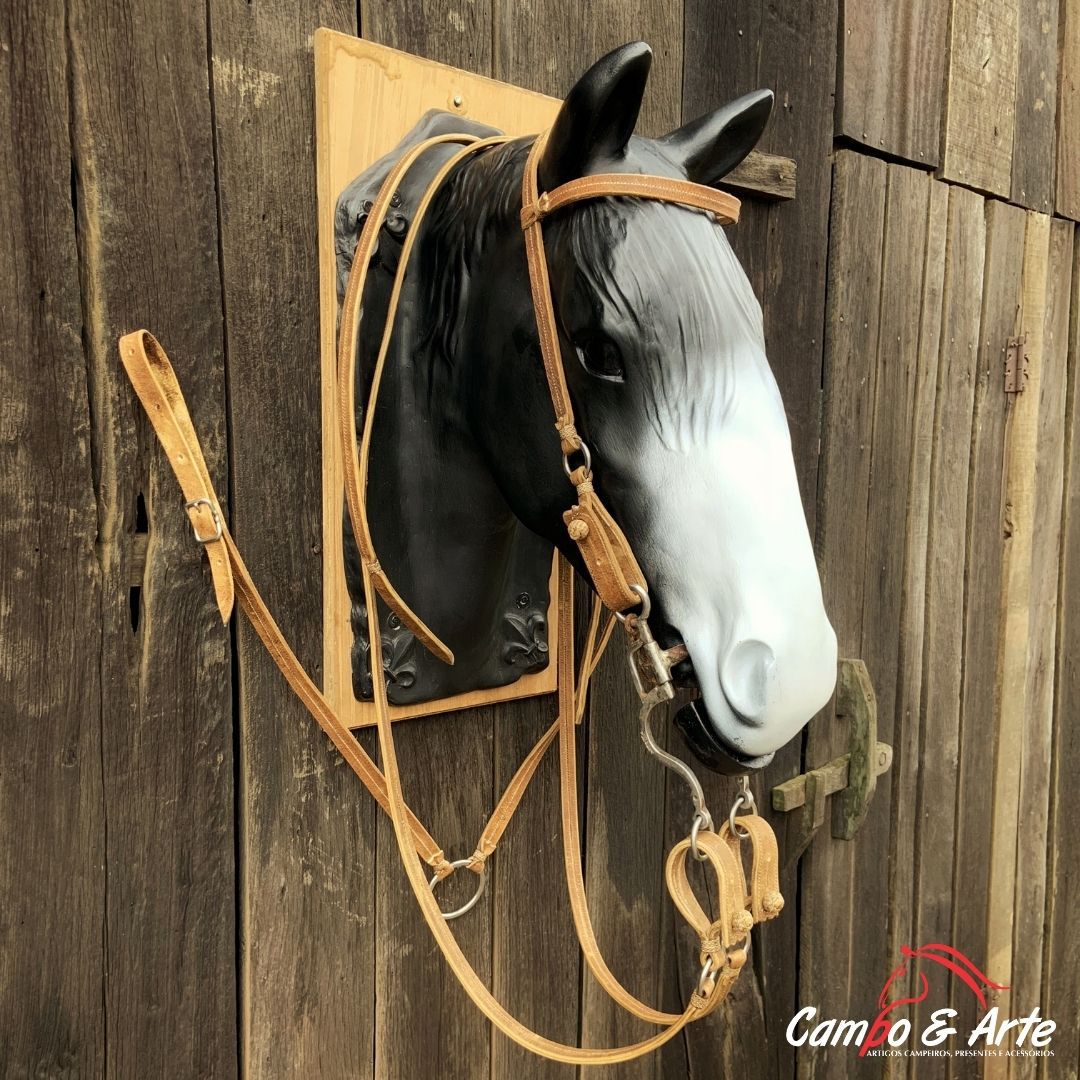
[860,943,1010,1057]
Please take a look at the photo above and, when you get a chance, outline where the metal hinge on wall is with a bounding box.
[770,659,893,858]
[1005,335,1028,394]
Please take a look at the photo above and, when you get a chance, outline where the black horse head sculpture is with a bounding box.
[337,42,837,772]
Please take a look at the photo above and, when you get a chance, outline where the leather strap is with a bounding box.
[519,133,741,615]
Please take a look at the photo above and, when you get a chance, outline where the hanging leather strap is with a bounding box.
[518,134,740,615]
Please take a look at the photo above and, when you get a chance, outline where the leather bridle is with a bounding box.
[118,128,783,1065]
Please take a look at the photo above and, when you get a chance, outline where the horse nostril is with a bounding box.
[720,639,775,725]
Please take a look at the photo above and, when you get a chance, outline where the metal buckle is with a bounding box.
[428,858,487,921]
[184,498,223,544]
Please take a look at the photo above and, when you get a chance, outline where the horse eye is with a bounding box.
[575,338,625,383]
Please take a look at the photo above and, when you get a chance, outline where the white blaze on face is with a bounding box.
[633,352,837,761]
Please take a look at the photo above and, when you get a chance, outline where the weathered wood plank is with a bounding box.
[846,162,935,1030]
[1043,233,1080,1077]
[209,4,367,1077]
[375,709,494,1080]
[837,0,949,166]
[1008,217,1073,1080]
[66,1,238,1075]
[683,5,839,1071]
[985,212,1052,1078]
[491,2,681,138]
[800,148,887,1080]
[948,197,1026,1050]
[1011,0,1059,211]
[1056,0,1080,221]
[723,149,796,202]
[0,3,106,1074]
[940,0,1020,198]
[885,179,947,1056]
[909,185,986,1075]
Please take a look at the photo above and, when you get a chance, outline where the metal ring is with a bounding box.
[697,955,717,997]
[728,792,752,840]
[615,583,651,623]
[561,439,592,480]
[428,858,487,921]
[184,497,223,544]
[690,809,714,862]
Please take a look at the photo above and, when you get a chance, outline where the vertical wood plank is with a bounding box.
[208,3,366,1077]
[886,180,948,1025]
[939,0,1019,198]
[491,1,682,137]
[66,1,238,1075]
[1042,236,1080,1078]
[1008,218,1073,1080]
[1056,0,1080,221]
[800,149,887,1080]
[1011,0,1059,211]
[846,163,935,1029]
[837,0,949,166]
[683,5,839,1073]
[985,212,1052,1080]
[948,198,1027,1055]
[909,185,986,1078]
[0,3,106,1074]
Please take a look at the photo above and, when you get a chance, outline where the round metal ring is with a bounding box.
[562,440,593,480]
[728,793,752,840]
[690,809,714,862]
[428,858,487,921]
[614,583,651,623]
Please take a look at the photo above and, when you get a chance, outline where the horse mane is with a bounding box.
[417,136,768,451]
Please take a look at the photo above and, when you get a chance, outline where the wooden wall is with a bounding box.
[2,1,1078,1078]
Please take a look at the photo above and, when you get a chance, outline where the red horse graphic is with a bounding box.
[859,944,1009,1057]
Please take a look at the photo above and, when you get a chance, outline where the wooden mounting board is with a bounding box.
[314,30,563,729]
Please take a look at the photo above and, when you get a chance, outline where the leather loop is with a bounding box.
[720,815,785,924]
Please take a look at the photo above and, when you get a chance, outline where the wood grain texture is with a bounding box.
[1056,0,1080,220]
[1011,0,1059,211]
[986,213,1052,1076]
[948,198,1026,1052]
[885,180,947,1068]
[801,148,887,1080]
[909,184,985,1076]
[492,0,682,138]
[210,4,365,1076]
[683,6,838,1071]
[940,0,1020,197]
[1007,218,1073,1080]
[845,163,934,1032]
[66,1,239,1076]
[837,0,949,165]
[1043,236,1080,1077]
[0,3,106,1074]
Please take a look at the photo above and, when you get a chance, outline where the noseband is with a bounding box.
[118,128,782,1066]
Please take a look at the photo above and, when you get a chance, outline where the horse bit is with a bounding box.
[116,125,784,1065]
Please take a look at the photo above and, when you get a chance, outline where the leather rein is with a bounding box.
[118,129,783,1065]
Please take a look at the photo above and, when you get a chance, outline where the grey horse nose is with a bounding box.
[720,639,776,724]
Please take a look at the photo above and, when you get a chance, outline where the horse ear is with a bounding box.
[659,89,774,186]
[538,41,652,190]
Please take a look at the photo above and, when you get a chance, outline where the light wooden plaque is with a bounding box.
[315,30,563,728]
